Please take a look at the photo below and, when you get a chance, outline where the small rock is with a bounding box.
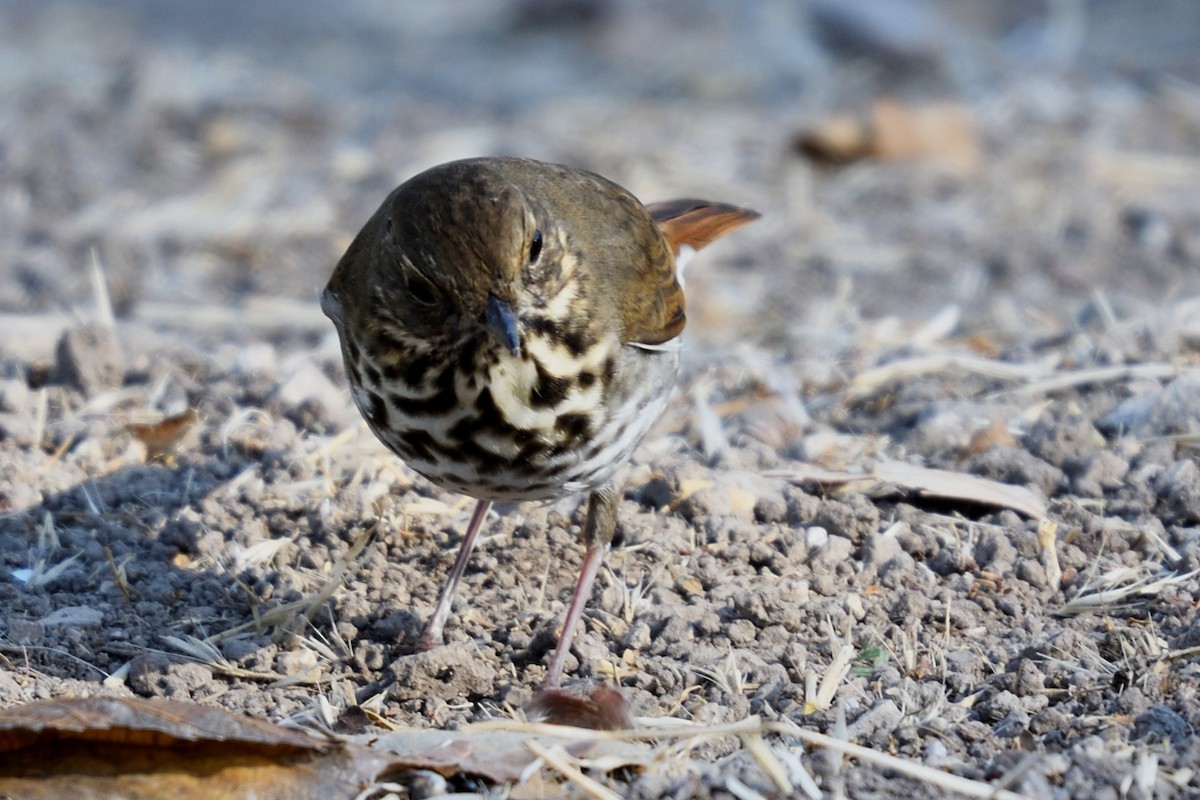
[623,620,652,650]
[127,652,171,697]
[1073,450,1129,489]
[275,647,319,677]
[784,485,822,525]
[923,738,949,763]
[727,618,757,646]
[54,323,124,396]
[5,618,45,645]
[390,642,497,703]
[1023,411,1104,467]
[1154,460,1200,523]
[1133,704,1192,744]
[1097,389,1159,435]
[846,698,902,742]
[808,532,854,569]
[805,526,829,550]
[40,606,104,628]
[863,526,905,567]
[1101,375,1200,438]
[975,527,1018,574]
[978,690,1022,723]
[753,493,787,523]
[1014,557,1048,587]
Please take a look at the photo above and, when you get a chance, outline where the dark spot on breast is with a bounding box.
[601,356,617,387]
[396,428,437,462]
[560,326,591,357]
[445,385,516,448]
[525,315,560,340]
[555,412,591,443]
[519,478,552,495]
[578,370,596,389]
[517,439,548,463]
[470,476,498,493]
[374,328,407,353]
[457,337,480,375]
[531,362,573,408]
[544,442,572,460]
[527,315,594,357]
[473,386,506,431]
[388,365,457,417]
[362,361,381,387]
[402,349,436,388]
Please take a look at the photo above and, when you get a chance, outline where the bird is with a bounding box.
[321,156,758,691]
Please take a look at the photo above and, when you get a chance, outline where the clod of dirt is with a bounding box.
[53,323,124,396]
[388,644,499,705]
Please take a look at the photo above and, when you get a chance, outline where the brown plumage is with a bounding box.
[322,156,758,691]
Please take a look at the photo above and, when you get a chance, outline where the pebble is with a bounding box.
[275,647,319,677]
[1100,374,1200,437]
[40,605,104,628]
[808,532,854,569]
[846,698,902,741]
[1133,704,1192,744]
[805,526,829,550]
[54,323,124,396]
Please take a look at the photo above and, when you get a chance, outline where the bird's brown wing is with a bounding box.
[625,200,759,347]
[648,200,760,254]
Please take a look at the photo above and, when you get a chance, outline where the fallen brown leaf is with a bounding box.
[0,696,391,800]
[526,684,633,731]
[125,409,199,462]
[794,97,979,174]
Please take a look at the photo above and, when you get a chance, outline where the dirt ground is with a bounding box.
[3,1,1200,798]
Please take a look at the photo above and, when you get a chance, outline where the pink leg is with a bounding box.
[418,499,492,651]
[541,488,618,689]
[542,539,609,688]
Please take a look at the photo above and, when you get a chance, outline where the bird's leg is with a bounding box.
[418,498,492,651]
[541,486,618,689]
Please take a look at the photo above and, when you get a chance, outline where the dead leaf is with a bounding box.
[0,696,391,800]
[870,98,978,173]
[792,112,873,163]
[366,725,651,786]
[767,460,1047,519]
[794,97,979,174]
[964,418,1017,455]
[125,409,199,462]
[526,684,633,731]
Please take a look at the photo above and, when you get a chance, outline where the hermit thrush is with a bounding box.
[322,157,757,689]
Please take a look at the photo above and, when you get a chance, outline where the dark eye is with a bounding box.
[529,229,543,264]
[406,275,438,306]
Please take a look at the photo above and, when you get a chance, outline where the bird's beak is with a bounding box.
[484,294,521,356]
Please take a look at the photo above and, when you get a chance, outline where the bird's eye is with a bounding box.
[529,229,543,264]
[406,275,438,306]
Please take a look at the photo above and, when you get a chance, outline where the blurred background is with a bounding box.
[2,0,1199,351]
